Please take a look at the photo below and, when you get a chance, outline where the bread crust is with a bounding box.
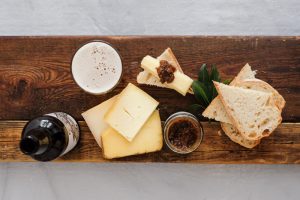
[202,63,256,122]
[220,122,260,148]
[203,64,284,146]
[214,81,281,141]
[236,79,285,111]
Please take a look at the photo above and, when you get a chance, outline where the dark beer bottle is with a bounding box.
[20,112,80,161]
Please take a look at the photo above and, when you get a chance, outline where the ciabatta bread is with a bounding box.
[202,64,260,148]
[214,82,282,140]
[220,79,285,148]
[203,64,285,147]
[221,123,260,148]
[202,63,256,122]
[237,79,285,110]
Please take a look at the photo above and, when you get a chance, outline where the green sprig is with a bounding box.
[188,64,231,115]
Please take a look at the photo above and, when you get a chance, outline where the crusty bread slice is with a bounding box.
[202,63,258,147]
[202,63,256,122]
[220,79,285,148]
[237,79,285,110]
[204,98,232,123]
[137,48,193,94]
[230,63,256,85]
[221,123,260,148]
[214,82,282,140]
[203,64,285,147]
[202,64,281,147]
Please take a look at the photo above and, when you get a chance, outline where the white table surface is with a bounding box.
[0,0,299,200]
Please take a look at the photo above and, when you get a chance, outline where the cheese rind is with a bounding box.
[141,55,193,96]
[102,110,163,159]
[104,83,159,142]
[81,96,117,147]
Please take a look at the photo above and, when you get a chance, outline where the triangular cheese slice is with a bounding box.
[82,96,117,147]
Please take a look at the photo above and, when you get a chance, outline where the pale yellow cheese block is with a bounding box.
[104,83,159,142]
[81,96,117,147]
[141,55,193,96]
[102,110,163,159]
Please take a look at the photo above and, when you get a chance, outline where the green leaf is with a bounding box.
[223,79,232,85]
[191,64,232,110]
[198,81,210,98]
[187,104,204,116]
[212,84,218,99]
[206,82,214,102]
[191,81,206,105]
[210,64,221,82]
[198,64,209,83]
[192,80,210,106]
[210,65,221,99]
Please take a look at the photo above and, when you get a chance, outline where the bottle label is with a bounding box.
[46,112,80,156]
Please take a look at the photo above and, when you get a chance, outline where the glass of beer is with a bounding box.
[71,41,123,95]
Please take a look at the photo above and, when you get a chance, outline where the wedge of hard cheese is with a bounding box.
[104,83,159,142]
[141,55,193,96]
[102,110,163,159]
[81,96,117,147]
[214,82,282,140]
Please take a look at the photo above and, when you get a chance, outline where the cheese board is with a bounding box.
[0,36,299,163]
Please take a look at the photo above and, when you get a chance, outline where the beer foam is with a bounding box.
[72,41,122,94]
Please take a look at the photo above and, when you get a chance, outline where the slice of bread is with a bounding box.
[221,123,260,148]
[237,79,285,110]
[220,79,285,148]
[204,98,232,123]
[214,82,282,140]
[230,63,256,85]
[137,48,193,94]
[202,63,256,122]
[201,63,259,147]
[202,64,285,147]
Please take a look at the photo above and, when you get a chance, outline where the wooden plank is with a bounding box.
[0,36,299,163]
[0,36,299,122]
[0,121,299,163]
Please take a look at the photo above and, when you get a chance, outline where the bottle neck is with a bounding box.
[20,129,50,155]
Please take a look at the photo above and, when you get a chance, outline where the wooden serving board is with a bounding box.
[0,36,299,163]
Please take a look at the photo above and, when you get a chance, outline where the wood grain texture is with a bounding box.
[0,36,299,163]
[1,121,299,163]
[0,36,299,121]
